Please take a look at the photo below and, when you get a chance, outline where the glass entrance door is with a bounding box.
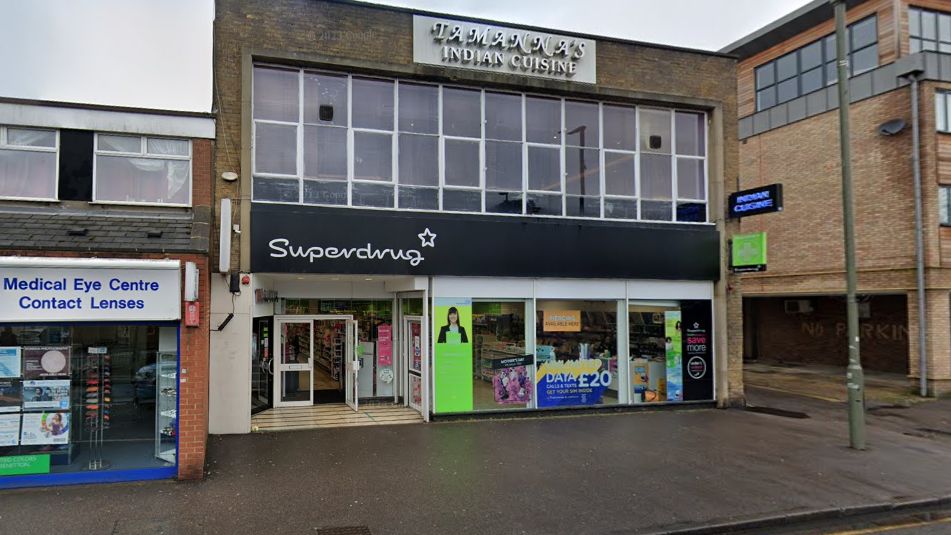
[344,319,359,411]
[276,319,313,407]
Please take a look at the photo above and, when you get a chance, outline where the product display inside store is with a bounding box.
[629,303,683,403]
[472,301,530,411]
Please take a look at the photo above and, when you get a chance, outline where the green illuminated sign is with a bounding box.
[0,454,50,476]
[732,232,767,273]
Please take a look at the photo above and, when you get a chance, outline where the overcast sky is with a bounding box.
[0,0,811,113]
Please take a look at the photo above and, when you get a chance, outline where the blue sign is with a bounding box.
[535,359,610,407]
[728,184,783,218]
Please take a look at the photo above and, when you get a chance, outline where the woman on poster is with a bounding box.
[437,306,469,344]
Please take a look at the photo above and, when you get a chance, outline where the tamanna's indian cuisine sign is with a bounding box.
[412,15,597,84]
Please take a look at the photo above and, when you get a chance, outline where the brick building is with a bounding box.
[0,99,214,487]
[722,0,951,393]
[208,0,739,435]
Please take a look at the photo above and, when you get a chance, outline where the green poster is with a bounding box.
[732,232,767,272]
[665,311,683,401]
[434,297,473,413]
[0,454,50,476]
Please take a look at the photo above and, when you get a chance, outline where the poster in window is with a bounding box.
[22,346,71,379]
[0,347,21,378]
[377,324,393,367]
[434,298,473,413]
[20,411,70,445]
[0,380,22,413]
[665,311,683,402]
[21,380,70,410]
[0,413,20,446]
[490,355,533,405]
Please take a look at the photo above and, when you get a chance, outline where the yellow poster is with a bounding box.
[543,310,581,332]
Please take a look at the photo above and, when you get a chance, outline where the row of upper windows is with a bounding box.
[910,7,951,53]
[0,127,192,206]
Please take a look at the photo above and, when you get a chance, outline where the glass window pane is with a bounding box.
[755,62,775,88]
[941,43,951,53]
[603,105,636,150]
[800,41,822,70]
[757,87,776,110]
[398,83,438,134]
[922,11,936,40]
[604,152,635,197]
[353,131,392,181]
[303,73,347,127]
[528,146,561,192]
[443,87,481,138]
[911,38,922,54]
[253,67,299,122]
[851,44,877,75]
[525,96,561,144]
[824,35,836,62]
[445,139,480,187]
[147,138,188,156]
[443,189,481,212]
[303,179,347,205]
[940,14,951,42]
[850,17,877,50]
[7,128,55,148]
[777,78,798,104]
[352,182,394,207]
[801,67,823,94]
[923,40,938,52]
[0,149,57,199]
[776,52,797,81]
[677,202,706,222]
[254,122,297,175]
[565,101,599,147]
[485,191,522,214]
[471,301,530,411]
[910,9,921,38]
[95,156,190,204]
[639,108,671,153]
[938,94,948,132]
[98,134,140,153]
[640,153,672,200]
[352,78,394,130]
[304,126,347,180]
[485,92,522,141]
[253,176,299,202]
[641,200,672,221]
[398,134,437,186]
[826,61,838,85]
[398,186,438,210]
[604,198,637,220]
[675,112,705,156]
[565,196,599,218]
[942,187,951,225]
[526,193,562,215]
[485,140,522,191]
[677,158,705,200]
[565,148,599,196]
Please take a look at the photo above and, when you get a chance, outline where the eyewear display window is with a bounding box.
[0,324,178,485]
[0,126,59,202]
[251,65,709,223]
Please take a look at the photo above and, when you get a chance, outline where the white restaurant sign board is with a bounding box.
[412,15,597,84]
[0,258,181,322]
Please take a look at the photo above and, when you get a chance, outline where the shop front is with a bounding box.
[0,257,185,488]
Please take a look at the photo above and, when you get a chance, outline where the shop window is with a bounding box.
[94,133,191,206]
[940,185,951,225]
[937,92,951,133]
[0,324,178,482]
[0,126,58,201]
[754,16,878,112]
[472,301,531,411]
[910,7,951,54]
[535,300,620,407]
[629,303,683,403]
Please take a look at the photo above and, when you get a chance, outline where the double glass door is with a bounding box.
[275,315,358,409]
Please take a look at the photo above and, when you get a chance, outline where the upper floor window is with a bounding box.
[941,185,951,225]
[251,65,709,223]
[938,92,951,133]
[94,134,191,205]
[0,126,58,201]
[755,16,878,112]
[910,7,951,53]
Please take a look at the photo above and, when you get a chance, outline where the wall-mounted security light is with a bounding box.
[221,171,238,182]
[877,119,906,136]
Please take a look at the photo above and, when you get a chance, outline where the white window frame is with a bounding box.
[92,133,193,207]
[0,125,60,202]
[937,91,951,134]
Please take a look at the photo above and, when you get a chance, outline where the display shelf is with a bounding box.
[155,351,177,465]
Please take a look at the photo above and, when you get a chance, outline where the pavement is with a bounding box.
[1,383,951,534]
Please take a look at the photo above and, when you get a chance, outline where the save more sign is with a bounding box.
[0,259,181,322]
[412,15,597,84]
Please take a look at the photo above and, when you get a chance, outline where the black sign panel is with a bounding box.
[251,204,720,281]
[728,184,783,218]
[681,300,714,401]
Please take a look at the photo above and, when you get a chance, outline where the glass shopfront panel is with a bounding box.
[472,301,530,411]
[0,323,178,484]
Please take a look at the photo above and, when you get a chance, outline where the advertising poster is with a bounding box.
[22,346,71,379]
[0,380,22,413]
[411,322,422,371]
[536,359,610,407]
[0,347,21,378]
[542,310,581,332]
[377,324,393,367]
[409,374,422,411]
[20,411,70,445]
[665,311,683,402]
[681,300,714,401]
[433,297,473,413]
[0,454,51,476]
[491,355,533,405]
[0,413,20,446]
[22,380,71,410]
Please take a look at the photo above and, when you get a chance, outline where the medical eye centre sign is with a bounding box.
[412,15,597,84]
[0,260,181,322]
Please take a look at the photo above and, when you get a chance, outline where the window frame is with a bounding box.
[0,125,60,202]
[940,185,951,226]
[92,133,193,207]
[910,7,951,54]
[250,64,711,226]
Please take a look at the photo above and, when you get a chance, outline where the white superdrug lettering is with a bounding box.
[268,238,427,267]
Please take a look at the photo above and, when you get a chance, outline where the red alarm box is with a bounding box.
[185,302,200,327]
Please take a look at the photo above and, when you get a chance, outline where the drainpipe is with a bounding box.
[908,72,929,397]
